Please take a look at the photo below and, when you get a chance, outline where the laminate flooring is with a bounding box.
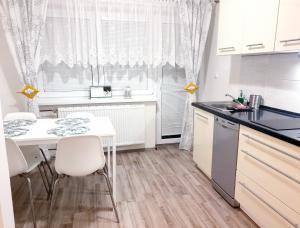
[11,144,257,228]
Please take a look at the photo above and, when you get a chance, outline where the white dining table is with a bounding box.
[7,117,117,201]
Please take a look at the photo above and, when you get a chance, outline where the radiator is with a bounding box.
[57,104,146,146]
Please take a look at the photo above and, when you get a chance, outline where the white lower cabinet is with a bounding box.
[236,126,300,227]
[236,171,300,228]
[193,108,214,178]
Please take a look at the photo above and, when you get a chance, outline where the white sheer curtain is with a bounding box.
[41,0,180,68]
[179,0,213,151]
[0,0,48,115]
[0,0,213,150]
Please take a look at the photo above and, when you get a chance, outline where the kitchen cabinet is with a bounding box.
[275,0,300,52]
[236,171,300,228]
[193,108,214,178]
[217,0,242,55]
[217,0,300,55]
[241,0,279,54]
[236,126,300,227]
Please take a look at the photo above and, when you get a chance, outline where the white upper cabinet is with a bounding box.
[275,0,300,52]
[217,0,242,55]
[241,0,280,54]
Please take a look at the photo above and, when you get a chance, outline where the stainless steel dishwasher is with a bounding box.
[212,116,240,207]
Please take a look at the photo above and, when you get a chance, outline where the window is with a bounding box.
[39,62,151,94]
[38,0,181,98]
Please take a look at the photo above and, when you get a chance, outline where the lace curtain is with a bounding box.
[1,0,213,151]
[179,0,213,150]
[40,0,183,68]
[0,0,48,115]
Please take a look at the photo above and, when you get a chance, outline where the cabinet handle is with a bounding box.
[195,113,208,120]
[238,181,298,228]
[218,47,235,51]
[242,133,300,161]
[240,149,300,185]
[246,43,264,48]
[280,38,300,43]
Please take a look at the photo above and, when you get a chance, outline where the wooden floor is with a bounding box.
[11,144,257,228]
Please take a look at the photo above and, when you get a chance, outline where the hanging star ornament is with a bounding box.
[184,82,199,94]
[18,85,39,99]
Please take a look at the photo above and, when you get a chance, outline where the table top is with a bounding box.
[7,117,116,146]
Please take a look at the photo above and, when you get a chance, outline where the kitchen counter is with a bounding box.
[192,102,300,147]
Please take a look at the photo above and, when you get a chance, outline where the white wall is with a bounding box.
[200,6,300,113]
[0,25,25,117]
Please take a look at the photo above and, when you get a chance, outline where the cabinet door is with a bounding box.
[236,171,300,228]
[242,0,280,54]
[275,0,300,52]
[193,109,214,178]
[217,0,242,55]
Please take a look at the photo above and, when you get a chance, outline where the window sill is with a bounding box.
[38,95,157,107]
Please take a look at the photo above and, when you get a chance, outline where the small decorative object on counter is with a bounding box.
[237,90,246,104]
[124,86,132,98]
[249,95,263,109]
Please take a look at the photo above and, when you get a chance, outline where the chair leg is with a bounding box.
[24,176,37,228]
[48,175,60,227]
[39,148,54,176]
[38,165,50,196]
[101,171,120,223]
[39,148,54,199]
[41,162,52,199]
[104,163,108,174]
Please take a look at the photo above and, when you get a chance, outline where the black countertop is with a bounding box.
[192,102,300,147]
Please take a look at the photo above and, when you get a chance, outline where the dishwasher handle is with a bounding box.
[215,116,239,131]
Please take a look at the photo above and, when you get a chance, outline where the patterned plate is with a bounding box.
[4,119,36,128]
[4,127,29,137]
[55,118,90,126]
[47,126,90,136]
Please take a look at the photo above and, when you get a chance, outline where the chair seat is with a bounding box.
[21,146,44,173]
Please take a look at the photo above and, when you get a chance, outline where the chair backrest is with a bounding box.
[4,112,37,121]
[66,112,94,119]
[5,138,28,177]
[55,135,105,177]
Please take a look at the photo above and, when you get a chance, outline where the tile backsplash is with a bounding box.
[201,52,300,114]
[237,53,300,113]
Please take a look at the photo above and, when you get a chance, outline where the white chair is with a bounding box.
[6,138,50,228]
[66,112,94,119]
[4,112,53,197]
[48,135,119,225]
